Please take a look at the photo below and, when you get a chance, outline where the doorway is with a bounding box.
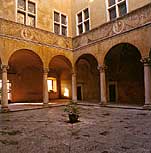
[77,85,83,100]
[108,82,117,103]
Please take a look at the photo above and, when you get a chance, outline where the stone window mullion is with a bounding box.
[115,0,119,18]
[82,11,85,33]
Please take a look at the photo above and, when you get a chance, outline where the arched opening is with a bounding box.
[104,43,144,105]
[8,49,43,103]
[49,55,72,100]
[76,54,99,103]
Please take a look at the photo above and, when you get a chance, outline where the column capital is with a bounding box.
[72,72,77,77]
[43,67,49,74]
[72,67,77,75]
[1,65,9,72]
[97,64,107,73]
[141,57,151,66]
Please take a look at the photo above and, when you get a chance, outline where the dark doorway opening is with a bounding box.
[109,84,116,103]
[77,86,82,100]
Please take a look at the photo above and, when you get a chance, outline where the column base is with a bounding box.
[43,103,49,108]
[143,104,151,110]
[72,99,77,103]
[99,101,107,106]
[1,106,10,113]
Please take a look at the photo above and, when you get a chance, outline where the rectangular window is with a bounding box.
[61,14,67,25]
[18,0,25,10]
[76,8,90,35]
[17,0,36,27]
[47,77,57,92]
[109,7,116,20]
[54,23,60,35]
[17,11,25,24]
[54,12,60,22]
[108,0,115,6]
[28,2,35,14]
[118,1,127,16]
[53,11,68,36]
[107,0,127,21]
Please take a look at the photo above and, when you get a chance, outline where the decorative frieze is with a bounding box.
[21,28,33,40]
[73,3,151,48]
[0,18,72,50]
[112,20,124,34]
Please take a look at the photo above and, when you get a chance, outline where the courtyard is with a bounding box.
[0,105,151,153]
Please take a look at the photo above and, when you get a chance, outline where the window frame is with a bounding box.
[53,9,68,36]
[16,0,37,27]
[106,0,128,21]
[47,77,57,93]
[76,7,91,36]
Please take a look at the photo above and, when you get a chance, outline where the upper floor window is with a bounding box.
[17,0,36,27]
[107,0,127,21]
[76,8,90,35]
[54,11,68,36]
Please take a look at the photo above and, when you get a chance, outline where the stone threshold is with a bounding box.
[77,102,151,111]
[0,103,67,113]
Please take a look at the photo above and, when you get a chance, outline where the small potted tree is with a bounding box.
[64,101,79,123]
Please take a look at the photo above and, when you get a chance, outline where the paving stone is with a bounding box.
[0,106,151,153]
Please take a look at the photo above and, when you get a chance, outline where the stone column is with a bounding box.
[43,68,49,106]
[72,72,77,102]
[141,57,151,108]
[1,65,9,112]
[98,65,107,105]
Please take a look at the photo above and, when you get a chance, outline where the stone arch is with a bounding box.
[74,52,99,66]
[104,43,144,105]
[8,49,43,102]
[7,48,44,66]
[75,54,100,103]
[50,53,73,69]
[48,55,73,100]
[100,42,144,65]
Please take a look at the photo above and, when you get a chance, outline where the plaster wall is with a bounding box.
[71,0,150,36]
[0,0,72,36]
[8,68,43,102]
[0,0,150,37]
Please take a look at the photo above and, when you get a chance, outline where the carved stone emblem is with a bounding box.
[113,20,124,34]
[21,28,33,40]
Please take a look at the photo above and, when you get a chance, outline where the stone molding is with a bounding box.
[0,18,72,50]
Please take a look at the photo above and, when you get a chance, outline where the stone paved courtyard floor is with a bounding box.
[0,105,151,153]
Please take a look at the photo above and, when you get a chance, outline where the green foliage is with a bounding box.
[64,101,79,115]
